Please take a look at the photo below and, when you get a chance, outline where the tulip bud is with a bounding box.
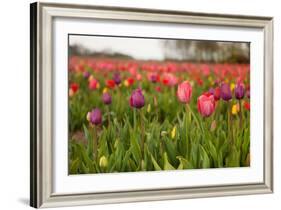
[83,71,90,78]
[106,79,116,89]
[70,83,79,93]
[177,81,192,103]
[231,104,240,115]
[220,83,232,101]
[129,88,145,109]
[234,83,245,100]
[147,104,151,113]
[99,156,108,168]
[88,79,99,90]
[102,92,112,105]
[209,87,221,101]
[88,108,102,125]
[244,101,250,111]
[197,93,216,117]
[161,131,168,137]
[171,126,176,139]
[113,72,121,85]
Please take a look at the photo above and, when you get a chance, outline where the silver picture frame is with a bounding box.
[30,1,274,208]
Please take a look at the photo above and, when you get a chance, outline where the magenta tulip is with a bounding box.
[130,89,145,109]
[234,83,245,100]
[220,83,232,101]
[102,92,112,105]
[87,108,102,125]
[177,81,192,103]
[113,72,121,85]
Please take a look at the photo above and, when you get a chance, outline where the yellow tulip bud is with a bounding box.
[103,87,108,93]
[230,83,235,91]
[86,112,91,121]
[124,80,129,87]
[99,156,108,168]
[147,104,151,113]
[171,126,176,139]
[161,131,168,137]
[88,75,94,81]
[231,104,240,115]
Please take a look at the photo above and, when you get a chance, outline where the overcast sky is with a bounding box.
[69,35,166,60]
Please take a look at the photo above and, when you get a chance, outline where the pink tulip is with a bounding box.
[197,93,216,117]
[177,81,192,103]
[88,79,99,90]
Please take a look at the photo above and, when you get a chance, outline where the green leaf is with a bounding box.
[130,130,142,166]
[83,124,93,159]
[150,153,162,171]
[163,137,178,166]
[70,158,79,174]
[163,152,175,170]
[199,145,210,168]
[176,156,193,169]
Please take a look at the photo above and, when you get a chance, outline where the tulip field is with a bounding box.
[68,56,250,174]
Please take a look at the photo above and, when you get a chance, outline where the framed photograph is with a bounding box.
[30,2,274,208]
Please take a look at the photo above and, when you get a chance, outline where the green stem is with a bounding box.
[140,110,145,159]
[107,105,110,127]
[239,100,243,129]
[186,104,204,134]
[228,101,233,144]
[93,125,98,162]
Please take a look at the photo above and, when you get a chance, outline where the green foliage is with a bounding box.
[68,71,250,174]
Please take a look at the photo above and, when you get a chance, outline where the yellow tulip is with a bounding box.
[103,87,108,93]
[232,104,240,115]
[124,80,129,87]
[88,75,94,81]
[230,83,236,91]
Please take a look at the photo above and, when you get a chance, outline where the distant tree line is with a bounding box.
[69,44,133,60]
[162,40,250,63]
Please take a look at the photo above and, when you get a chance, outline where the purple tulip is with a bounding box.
[234,83,245,100]
[89,108,102,125]
[130,88,145,109]
[220,83,232,101]
[113,72,121,85]
[102,92,112,105]
[209,88,215,95]
[83,71,90,78]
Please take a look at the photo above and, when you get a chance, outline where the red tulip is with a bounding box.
[162,73,178,86]
[197,93,216,117]
[106,79,116,89]
[209,87,220,101]
[177,81,192,103]
[127,77,135,86]
[70,83,79,93]
[244,101,250,111]
[155,86,162,92]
